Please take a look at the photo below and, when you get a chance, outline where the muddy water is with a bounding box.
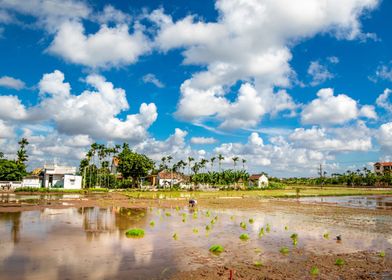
[0,202,392,279]
[295,195,392,210]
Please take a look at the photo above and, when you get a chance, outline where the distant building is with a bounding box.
[42,164,82,189]
[374,162,392,175]
[249,174,269,188]
[157,170,188,187]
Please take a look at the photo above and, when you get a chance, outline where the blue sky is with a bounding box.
[0,0,391,177]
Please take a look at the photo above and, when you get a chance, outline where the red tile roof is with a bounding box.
[374,162,392,167]
[158,171,185,180]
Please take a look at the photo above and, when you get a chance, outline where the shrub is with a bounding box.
[209,245,224,254]
[125,228,145,238]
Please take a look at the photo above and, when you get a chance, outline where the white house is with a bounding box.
[157,170,187,187]
[42,164,82,189]
[249,174,269,188]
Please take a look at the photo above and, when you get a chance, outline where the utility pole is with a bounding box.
[318,164,323,178]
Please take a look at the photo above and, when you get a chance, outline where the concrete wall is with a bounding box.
[22,178,41,188]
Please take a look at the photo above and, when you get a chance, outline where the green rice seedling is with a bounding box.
[290,233,298,245]
[175,206,180,211]
[172,233,178,240]
[209,244,224,254]
[258,227,264,237]
[206,224,212,231]
[310,266,319,276]
[193,212,198,219]
[239,233,249,241]
[139,213,145,217]
[254,248,262,253]
[379,251,386,257]
[253,261,263,267]
[240,221,247,230]
[206,210,211,217]
[165,212,171,217]
[182,218,186,223]
[211,219,216,225]
[266,224,271,233]
[230,216,235,221]
[193,228,199,234]
[279,247,289,255]
[323,232,329,239]
[149,221,155,227]
[284,226,288,231]
[249,218,255,224]
[335,258,345,266]
[125,228,145,238]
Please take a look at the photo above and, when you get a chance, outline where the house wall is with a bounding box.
[44,174,64,188]
[63,175,82,189]
[159,179,180,187]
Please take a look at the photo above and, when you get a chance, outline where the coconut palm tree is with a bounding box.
[218,154,224,172]
[232,156,239,170]
[242,159,246,170]
[210,157,216,172]
[187,156,194,175]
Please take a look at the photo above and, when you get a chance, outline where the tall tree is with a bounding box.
[210,156,216,172]
[218,154,224,172]
[117,145,154,188]
[16,138,29,165]
[242,159,247,170]
[187,156,194,175]
[232,156,239,170]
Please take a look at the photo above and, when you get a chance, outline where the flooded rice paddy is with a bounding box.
[0,195,391,279]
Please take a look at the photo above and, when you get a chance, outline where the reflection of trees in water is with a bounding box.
[77,207,148,240]
[0,212,22,243]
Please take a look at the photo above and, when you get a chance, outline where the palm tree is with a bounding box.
[210,157,216,172]
[200,158,208,173]
[16,138,29,164]
[218,154,224,172]
[232,156,239,170]
[242,159,246,170]
[166,155,173,188]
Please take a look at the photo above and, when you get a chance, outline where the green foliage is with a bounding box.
[258,227,264,237]
[117,145,154,188]
[310,266,319,276]
[125,228,145,238]
[205,224,211,231]
[291,233,298,245]
[249,218,254,224]
[335,258,345,266]
[284,226,288,230]
[193,228,199,234]
[266,224,271,233]
[191,169,249,188]
[165,212,171,217]
[279,247,290,255]
[149,221,155,227]
[172,233,178,240]
[240,221,247,230]
[323,233,330,239]
[379,251,386,257]
[239,233,249,241]
[0,159,25,181]
[266,182,286,189]
[209,244,224,253]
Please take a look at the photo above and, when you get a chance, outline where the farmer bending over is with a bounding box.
[189,199,197,208]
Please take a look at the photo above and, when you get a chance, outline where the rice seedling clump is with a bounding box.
[209,244,224,254]
[125,228,145,238]
[239,233,249,241]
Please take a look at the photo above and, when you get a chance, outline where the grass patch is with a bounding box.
[125,228,145,238]
[310,266,319,276]
[279,247,289,255]
[239,233,249,241]
[209,244,224,254]
[335,258,345,266]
